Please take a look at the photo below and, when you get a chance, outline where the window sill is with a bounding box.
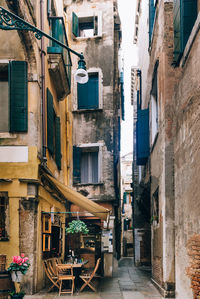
[0,133,17,139]
[73,35,102,41]
[73,108,103,114]
[74,182,104,187]
[0,238,9,241]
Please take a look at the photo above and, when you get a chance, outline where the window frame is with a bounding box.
[73,143,103,185]
[72,11,102,39]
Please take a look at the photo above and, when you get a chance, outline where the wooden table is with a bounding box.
[57,261,88,290]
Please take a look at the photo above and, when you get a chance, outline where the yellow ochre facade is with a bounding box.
[0,0,73,294]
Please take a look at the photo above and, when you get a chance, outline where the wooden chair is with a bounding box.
[56,264,75,296]
[43,259,60,292]
[79,258,101,292]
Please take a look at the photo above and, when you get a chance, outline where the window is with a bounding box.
[42,213,62,258]
[0,193,9,240]
[47,88,62,170]
[173,0,197,63]
[77,73,99,110]
[73,145,102,185]
[0,61,28,133]
[151,65,158,145]
[72,12,102,38]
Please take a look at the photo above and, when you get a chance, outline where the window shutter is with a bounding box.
[173,0,181,63]
[182,0,197,49]
[88,74,99,109]
[136,108,150,165]
[78,82,88,109]
[9,61,28,132]
[47,88,54,155]
[73,146,81,184]
[51,18,63,50]
[149,0,156,45]
[72,12,79,37]
[55,116,61,170]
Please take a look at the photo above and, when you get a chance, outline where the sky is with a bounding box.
[117,0,137,156]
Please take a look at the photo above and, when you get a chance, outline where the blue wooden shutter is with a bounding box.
[73,146,81,184]
[47,88,54,155]
[72,12,79,37]
[9,61,28,133]
[52,18,63,51]
[136,109,150,165]
[182,0,197,48]
[55,116,61,170]
[149,0,156,45]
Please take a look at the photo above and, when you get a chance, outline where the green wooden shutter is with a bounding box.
[88,74,99,109]
[182,0,197,48]
[77,74,99,109]
[47,88,54,155]
[55,116,61,170]
[9,61,28,132]
[73,146,81,184]
[149,0,156,45]
[174,0,197,63]
[136,109,150,165]
[72,12,79,37]
[78,82,88,109]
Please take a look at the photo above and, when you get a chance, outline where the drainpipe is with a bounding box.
[40,0,47,161]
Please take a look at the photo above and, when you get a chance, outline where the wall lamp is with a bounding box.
[0,6,88,84]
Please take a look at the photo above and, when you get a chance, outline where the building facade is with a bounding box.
[133,0,200,298]
[64,0,122,275]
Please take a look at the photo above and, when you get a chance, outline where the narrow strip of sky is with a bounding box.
[118,0,137,156]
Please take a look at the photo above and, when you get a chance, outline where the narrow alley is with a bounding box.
[24,258,165,299]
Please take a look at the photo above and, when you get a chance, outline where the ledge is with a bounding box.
[72,109,103,114]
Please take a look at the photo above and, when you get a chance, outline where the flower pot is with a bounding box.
[10,294,24,299]
[11,271,23,283]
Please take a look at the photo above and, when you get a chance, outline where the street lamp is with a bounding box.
[0,6,88,84]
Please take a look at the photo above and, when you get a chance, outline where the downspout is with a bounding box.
[40,0,47,161]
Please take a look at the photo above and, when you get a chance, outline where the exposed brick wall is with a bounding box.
[186,235,200,299]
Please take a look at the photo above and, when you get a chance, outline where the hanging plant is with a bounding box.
[66,220,89,235]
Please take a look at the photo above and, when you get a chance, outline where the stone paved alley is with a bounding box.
[24,258,166,299]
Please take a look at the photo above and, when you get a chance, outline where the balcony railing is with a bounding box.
[47,16,72,92]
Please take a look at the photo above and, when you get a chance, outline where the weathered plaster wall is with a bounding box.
[65,0,117,202]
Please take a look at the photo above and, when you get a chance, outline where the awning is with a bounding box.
[46,174,110,221]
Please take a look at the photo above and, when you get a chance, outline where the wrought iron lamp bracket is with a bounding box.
[0,6,84,59]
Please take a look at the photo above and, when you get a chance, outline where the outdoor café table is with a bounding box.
[57,261,88,290]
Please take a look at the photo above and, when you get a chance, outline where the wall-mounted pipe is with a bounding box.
[40,0,47,161]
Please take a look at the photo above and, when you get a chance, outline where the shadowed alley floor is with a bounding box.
[24,258,166,299]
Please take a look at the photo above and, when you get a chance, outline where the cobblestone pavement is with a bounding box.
[24,258,166,299]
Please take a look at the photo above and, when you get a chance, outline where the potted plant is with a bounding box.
[9,290,25,299]
[66,220,89,257]
[7,254,30,299]
[66,220,89,235]
[7,254,30,282]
